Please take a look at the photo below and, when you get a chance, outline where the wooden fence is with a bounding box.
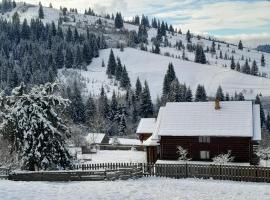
[142,163,270,183]
[6,163,270,183]
[0,168,10,179]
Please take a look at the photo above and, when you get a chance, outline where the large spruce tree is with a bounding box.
[0,82,71,171]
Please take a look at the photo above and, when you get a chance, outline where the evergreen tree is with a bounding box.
[82,43,92,64]
[106,49,117,77]
[261,54,265,67]
[21,19,30,40]
[115,57,123,81]
[65,48,74,69]
[114,12,123,29]
[168,79,181,102]
[85,95,96,125]
[251,60,258,76]
[38,3,44,19]
[216,86,225,101]
[135,77,142,100]
[120,66,131,89]
[186,30,191,43]
[195,45,206,64]
[138,24,148,43]
[75,46,83,68]
[255,95,265,127]
[210,41,216,54]
[56,46,65,69]
[236,62,241,72]
[98,86,109,119]
[238,40,243,50]
[140,81,153,117]
[230,56,236,70]
[195,84,207,102]
[69,81,85,123]
[185,87,193,102]
[66,26,73,42]
[118,112,127,136]
[162,63,176,102]
[241,59,251,74]
[0,83,71,171]
[153,43,160,54]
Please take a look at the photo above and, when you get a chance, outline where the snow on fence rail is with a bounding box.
[6,163,270,183]
[0,168,10,179]
[143,163,270,183]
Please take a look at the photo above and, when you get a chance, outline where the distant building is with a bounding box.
[138,101,261,164]
[82,133,109,154]
[136,118,156,142]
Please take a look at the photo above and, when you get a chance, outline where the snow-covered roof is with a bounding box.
[252,104,261,141]
[109,138,142,146]
[142,102,261,143]
[143,107,165,146]
[85,133,107,144]
[156,101,260,138]
[136,118,156,134]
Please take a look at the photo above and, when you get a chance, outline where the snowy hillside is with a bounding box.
[3,3,270,99]
[59,48,270,99]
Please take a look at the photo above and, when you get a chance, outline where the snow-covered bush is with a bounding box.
[0,82,71,171]
[213,152,234,165]
[177,146,190,161]
[111,137,121,146]
[130,146,137,151]
[256,147,270,166]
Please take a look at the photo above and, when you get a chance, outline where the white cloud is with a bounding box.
[217,33,270,48]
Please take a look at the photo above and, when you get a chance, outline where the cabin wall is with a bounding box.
[160,136,252,162]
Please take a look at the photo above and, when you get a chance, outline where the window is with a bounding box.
[199,136,210,143]
[200,151,210,160]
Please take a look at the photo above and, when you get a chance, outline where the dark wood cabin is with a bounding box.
[139,101,262,165]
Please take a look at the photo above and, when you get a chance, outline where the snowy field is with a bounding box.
[59,48,270,100]
[78,150,146,164]
[1,177,270,200]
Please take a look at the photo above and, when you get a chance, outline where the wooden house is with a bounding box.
[82,133,109,154]
[136,118,156,142]
[138,101,261,164]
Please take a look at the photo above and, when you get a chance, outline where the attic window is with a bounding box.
[199,136,210,143]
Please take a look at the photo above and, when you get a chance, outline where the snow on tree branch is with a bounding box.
[177,146,190,161]
[0,82,71,171]
[213,152,234,165]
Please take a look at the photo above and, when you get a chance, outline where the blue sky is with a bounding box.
[25,0,270,46]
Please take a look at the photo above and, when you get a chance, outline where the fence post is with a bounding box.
[185,163,188,178]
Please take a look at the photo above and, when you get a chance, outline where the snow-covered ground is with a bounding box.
[1,177,270,200]
[78,150,146,164]
[59,48,270,99]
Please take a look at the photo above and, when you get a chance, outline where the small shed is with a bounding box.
[136,118,156,142]
[82,133,109,154]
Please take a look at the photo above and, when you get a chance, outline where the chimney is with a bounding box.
[215,98,221,110]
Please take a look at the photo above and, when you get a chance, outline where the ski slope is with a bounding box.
[60,48,270,99]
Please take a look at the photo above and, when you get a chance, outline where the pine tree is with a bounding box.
[168,79,181,102]
[65,48,74,68]
[85,95,96,125]
[195,84,207,102]
[106,49,117,77]
[0,83,71,171]
[69,81,85,123]
[120,66,131,89]
[66,26,73,42]
[216,86,225,101]
[21,19,30,40]
[255,95,265,127]
[38,3,44,19]
[98,86,109,119]
[251,60,258,76]
[261,54,265,67]
[138,24,148,43]
[75,46,83,68]
[162,63,176,102]
[210,41,216,54]
[185,87,193,102]
[238,40,243,50]
[118,113,127,136]
[114,12,123,29]
[140,81,153,118]
[241,59,251,74]
[186,30,191,43]
[82,43,92,64]
[56,46,65,69]
[195,45,206,64]
[135,77,142,100]
[230,56,236,70]
[109,91,118,121]
[236,62,241,72]
[225,93,230,101]
[115,57,123,81]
